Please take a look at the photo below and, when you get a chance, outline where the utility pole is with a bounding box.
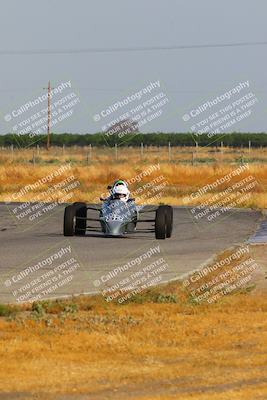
[43,81,54,150]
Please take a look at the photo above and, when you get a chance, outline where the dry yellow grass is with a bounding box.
[1,293,267,399]
[1,146,267,208]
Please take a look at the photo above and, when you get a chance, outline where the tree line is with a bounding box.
[1,132,267,147]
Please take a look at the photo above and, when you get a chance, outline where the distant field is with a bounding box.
[1,145,267,208]
[3,144,267,165]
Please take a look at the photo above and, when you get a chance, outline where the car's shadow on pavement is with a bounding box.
[83,233,155,240]
[36,232,155,240]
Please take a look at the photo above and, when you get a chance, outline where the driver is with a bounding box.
[110,180,130,202]
[101,180,136,226]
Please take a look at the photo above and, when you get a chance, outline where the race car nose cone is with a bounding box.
[104,220,125,236]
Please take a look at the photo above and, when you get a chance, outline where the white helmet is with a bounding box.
[112,180,130,202]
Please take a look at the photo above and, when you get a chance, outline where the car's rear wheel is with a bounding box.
[73,202,87,235]
[64,205,76,236]
[155,206,167,239]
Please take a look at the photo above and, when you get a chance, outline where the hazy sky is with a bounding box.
[0,0,267,134]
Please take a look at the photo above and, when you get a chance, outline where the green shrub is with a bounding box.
[0,304,18,317]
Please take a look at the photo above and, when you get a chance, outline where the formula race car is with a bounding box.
[63,199,173,239]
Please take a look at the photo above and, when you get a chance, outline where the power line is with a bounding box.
[0,41,267,55]
[1,87,266,94]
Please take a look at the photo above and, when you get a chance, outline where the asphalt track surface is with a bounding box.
[0,202,263,303]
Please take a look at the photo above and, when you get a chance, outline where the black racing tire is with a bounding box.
[73,202,87,235]
[155,205,167,239]
[64,205,76,236]
[165,205,173,238]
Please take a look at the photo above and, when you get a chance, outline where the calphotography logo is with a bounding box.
[92,80,170,145]
[3,80,81,147]
[2,244,85,303]
[182,80,259,139]
[182,246,263,304]
[183,164,260,226]
[92,244,170,304]
[4,163,81,229]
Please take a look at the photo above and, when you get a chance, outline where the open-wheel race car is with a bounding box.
[63,199,173,239]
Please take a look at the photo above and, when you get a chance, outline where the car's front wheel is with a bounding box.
[63,205,76,236]
[155,206,167,239]
[155,205,173,239]
[165,205,173,238]
[73,202,87,235]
